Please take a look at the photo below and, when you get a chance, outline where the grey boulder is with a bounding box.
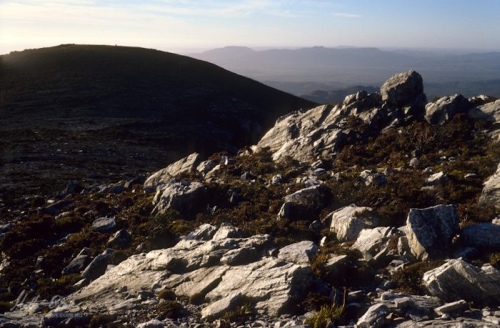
[422,259,500,304]
[404,205,459,260]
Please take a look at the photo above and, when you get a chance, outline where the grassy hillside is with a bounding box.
[0,44,315,195]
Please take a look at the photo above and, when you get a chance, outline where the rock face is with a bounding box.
[380,70,425,110]
[144,153,201,191]
[423,259,500,304]
[69,224,316,319]
[277,241,319,265]
[255,71,429,164]
[462,223,500,249]
[152,180,207,218]
[479,163,500,209]
[278,185,326,220]
[329,205,377,242]
[356,303,389,328]
[468,98,500,140]
[405,205,459,260]
[425,94,471,125]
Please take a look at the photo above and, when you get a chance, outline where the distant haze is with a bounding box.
[189,46,500,99]
[1,1,500,55]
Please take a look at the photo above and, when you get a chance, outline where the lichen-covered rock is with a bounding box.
[422,259,500,304]
[152,180,207,218]
[277,185,326,220]
[479,163,500,209]
[144,152,201,191]
[404,205,459,260]
[380,70,425,111]
[356,303,389,328]
[329,205,376,242]
[81,249,113,280]
[351,227,394,260]
[277,241,318,265]
[91,217,117,232]
[69,225,316,319]
[425,94,471,125]
[359,170,387,186]
[462,223,500,249]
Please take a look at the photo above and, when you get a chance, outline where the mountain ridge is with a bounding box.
[189,46,500,98]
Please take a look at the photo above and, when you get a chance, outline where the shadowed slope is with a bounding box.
[0,44,315,192]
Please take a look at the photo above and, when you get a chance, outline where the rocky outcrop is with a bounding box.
[152,180,207,218]
[255,71,428,164]
[329,205,377,242]
[479,163,500,209]
[69,224,316,320]
[356,303,389,328]
[278,185,326,220]
[462,222,500,249]
[277,240,319,265]
[91,217,117,232]
[425,94,471,125]
[423,259,500,304]
[468,98,500,140]
[380,70,426,114]
[405,205,459,260]
[144,153,201,191]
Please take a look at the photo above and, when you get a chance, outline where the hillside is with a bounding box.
[0,70,498,327]
[0,44,315,197]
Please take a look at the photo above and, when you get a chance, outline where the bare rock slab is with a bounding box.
[404,204,459,260]
[479,163,500,210]
[422,259,500,304]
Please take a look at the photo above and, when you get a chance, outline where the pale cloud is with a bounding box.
[332,12,361,19]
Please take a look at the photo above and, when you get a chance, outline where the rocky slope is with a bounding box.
[0,71,499,327]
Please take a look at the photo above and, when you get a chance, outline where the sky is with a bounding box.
[1,0,500,55]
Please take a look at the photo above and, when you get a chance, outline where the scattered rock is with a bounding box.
[152,180,207,218]
[144,152,201,191]
[81,249,114,280]
[62,252,91,275]
[359,170,387,186]
[107,229,132,249]
[425,172,448,186]
[137,319,165,328]
[404,205,459,260]
[434,299,468,315]
[329,205,377,242]
[356,303,389,328]
[425,94,471,125]
[352,227,394,260]
[422,259,500,304]
[277,241,319,265]
[462,223,500,249]
[40,199,73,216]
[479,163,500,209]
[278,185,326,220]
[380,70,426,114]
[91,217,117,233]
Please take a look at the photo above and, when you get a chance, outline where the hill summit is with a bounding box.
[0,44,314,194]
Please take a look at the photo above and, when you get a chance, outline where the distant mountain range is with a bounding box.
[189,46,500,100]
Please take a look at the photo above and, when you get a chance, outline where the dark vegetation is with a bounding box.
[0,45,498,323]
[0,110,497,318]
[0,44,314,201]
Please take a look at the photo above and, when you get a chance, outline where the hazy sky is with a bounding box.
[1,0,499,55]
